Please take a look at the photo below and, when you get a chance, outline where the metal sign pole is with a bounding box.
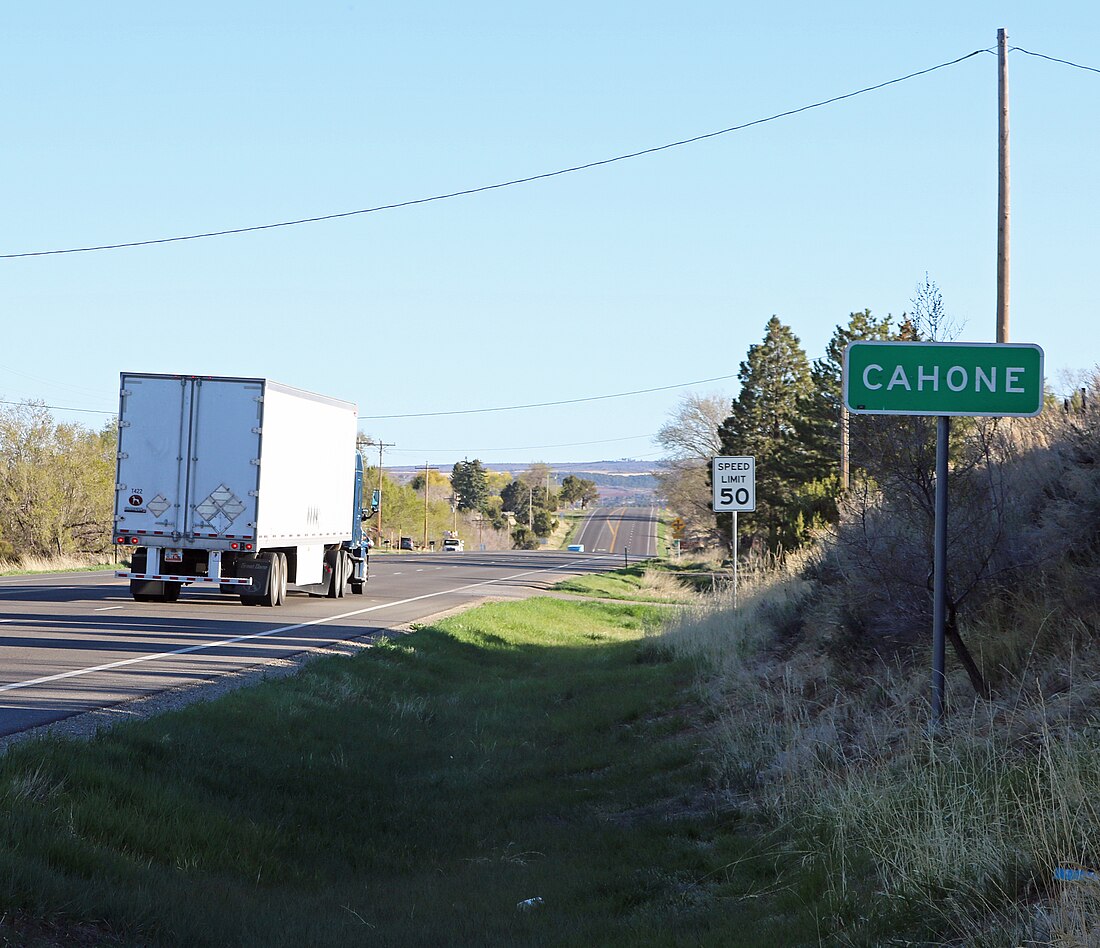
[931,415,950,725]
[732,511,738,609]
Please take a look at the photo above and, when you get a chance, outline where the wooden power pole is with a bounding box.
[997,27,1010,343]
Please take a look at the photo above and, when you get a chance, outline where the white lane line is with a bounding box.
[0,619,12,624]
[0,558,590,695]
[94,606,124,613]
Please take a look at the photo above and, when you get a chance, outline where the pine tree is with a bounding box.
[717,316,812,550]
[450,459,490,512]
[794,309,895,483]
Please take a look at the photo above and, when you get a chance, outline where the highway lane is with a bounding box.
[0,550,624,737]
[573,505,660,558]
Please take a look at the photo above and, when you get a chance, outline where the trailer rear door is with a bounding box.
[115,374,192,538]
[185,377,263,541]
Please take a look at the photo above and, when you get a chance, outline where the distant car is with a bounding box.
[442,538,464,552]
[399,536,415,551]
[567,544,585,553]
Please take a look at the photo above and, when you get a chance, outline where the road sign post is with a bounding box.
[844,341,1044,726]
[712,457,755,608]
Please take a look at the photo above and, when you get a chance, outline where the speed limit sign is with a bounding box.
[712,457,755,512]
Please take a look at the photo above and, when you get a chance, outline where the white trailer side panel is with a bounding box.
[254,381,357,546]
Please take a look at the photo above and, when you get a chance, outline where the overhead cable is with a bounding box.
[357,372,737,419]
[0,398,114,415]
[1,49,987,260]
[1012,46,1100,75]
[389,433,655,454]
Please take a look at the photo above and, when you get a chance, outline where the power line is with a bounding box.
[1,48,988,260]
[390,434,655,454]
[357,372,738,419]
[8,367,735,421]
[0,398,114,416]
[1012,46,1100,75]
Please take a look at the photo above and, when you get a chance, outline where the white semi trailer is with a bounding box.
[113,373,371,606]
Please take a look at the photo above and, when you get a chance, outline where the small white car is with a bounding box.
[442,537,464,552]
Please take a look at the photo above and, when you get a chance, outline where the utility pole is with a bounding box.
[997,27,1011,343]
[364,439,395,548]
[422,462,431,550]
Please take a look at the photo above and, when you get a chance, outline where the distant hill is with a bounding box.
[388,459,661,505]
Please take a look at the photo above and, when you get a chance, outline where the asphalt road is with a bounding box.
[573,505,660,558]
[0,550,627,738]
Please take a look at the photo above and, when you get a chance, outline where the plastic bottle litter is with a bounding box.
[516,897,545,911]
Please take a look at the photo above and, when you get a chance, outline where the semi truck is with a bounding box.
[113,373,372,606]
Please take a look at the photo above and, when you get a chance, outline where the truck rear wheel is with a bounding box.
[325,550,346,599]
[162,583,181,603]
[240,553,280,607]
[273,552,287,605]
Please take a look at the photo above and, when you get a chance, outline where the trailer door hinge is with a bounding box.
[251,458,261,466]
[117,452,129,460]
[248,490,259,497]
[119,420,131,428]
[251,427,262,434]
[119,389,132,397]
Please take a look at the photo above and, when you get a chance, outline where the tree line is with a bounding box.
[0,403,117,562]
[363,460,599,551]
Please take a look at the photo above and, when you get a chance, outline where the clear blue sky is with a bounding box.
[3,3,1097,467]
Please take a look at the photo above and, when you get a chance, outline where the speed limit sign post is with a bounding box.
[712,457,755,608]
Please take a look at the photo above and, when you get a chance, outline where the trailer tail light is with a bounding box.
[230,542,239,550]
[244,543,253,550]
[131,537,140,544]
[115,537,126,544]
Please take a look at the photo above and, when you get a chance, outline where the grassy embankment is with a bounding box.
[553,561,698,604]
[660,548,1100,945]
[0,592,829,947]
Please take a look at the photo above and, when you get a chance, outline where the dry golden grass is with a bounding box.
[657,548,1100,942]
[0,553,115,575]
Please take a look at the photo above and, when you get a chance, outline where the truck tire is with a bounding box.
[240,553,277,607]
[325,550,346,599]
[162,583,181,603]
[273,552,287,605]
[258,552,279,607]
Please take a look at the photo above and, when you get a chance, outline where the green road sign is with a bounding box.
[843,341,1044,417]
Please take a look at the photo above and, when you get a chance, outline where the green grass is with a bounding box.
[554,562,696,603]
[0,597,832,947]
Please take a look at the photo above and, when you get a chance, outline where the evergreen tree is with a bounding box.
[450,459,490,511]
[717,316,812,550]
[794,309,895,483]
